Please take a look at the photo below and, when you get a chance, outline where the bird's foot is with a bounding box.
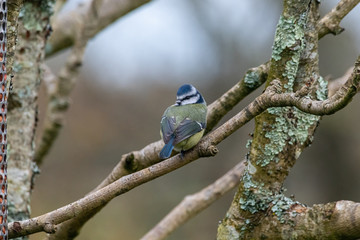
[180,150,186,160]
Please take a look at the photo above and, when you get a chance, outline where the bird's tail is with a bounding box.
[159,137,175,159]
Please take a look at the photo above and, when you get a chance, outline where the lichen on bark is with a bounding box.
[217,1,324,238]
[7,2,54,239]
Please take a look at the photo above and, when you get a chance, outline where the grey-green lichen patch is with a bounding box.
[271,194,303,223]
[238,168,302,229]
[316,76,328,100]
[12,61,23,74]
[239,170,269,214]
[19,1,55,31]
[283,54,301,91]
[239,219,252,238]
[244,70,261,89]
[257,106,319,167]
[271,15,306,62]
[245,139,252,149]
[271,14,307,92]
[8,202,30,222]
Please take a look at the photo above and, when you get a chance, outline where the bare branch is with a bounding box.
[206,62,269,133]
[46,0,151,57]
[34,0,103,165]
[271,55,360,115]
[8,55,359,238]
[317,0,360,39]
[245,201,360,239]
[141,160,245,240]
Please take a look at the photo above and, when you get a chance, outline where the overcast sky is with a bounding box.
[52,0,360,89]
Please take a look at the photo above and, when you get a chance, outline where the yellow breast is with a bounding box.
[173,129,205,152]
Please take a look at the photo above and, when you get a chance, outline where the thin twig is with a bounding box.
[317,0,360,39]
[34,0,103,165]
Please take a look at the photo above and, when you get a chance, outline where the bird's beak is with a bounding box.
[176,100,181,105]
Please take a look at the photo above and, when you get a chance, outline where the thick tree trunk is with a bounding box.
[217,1,329,238]
[7,1,53,239]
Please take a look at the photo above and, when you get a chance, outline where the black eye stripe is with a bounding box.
[180,93,198,101]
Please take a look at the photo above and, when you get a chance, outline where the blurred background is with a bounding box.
[30,0,360,239]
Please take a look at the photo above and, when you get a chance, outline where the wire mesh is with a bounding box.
[0,0,7,239]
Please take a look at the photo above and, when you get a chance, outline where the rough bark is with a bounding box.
[7,1,53,239]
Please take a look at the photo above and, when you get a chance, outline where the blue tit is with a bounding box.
[159,84,207,159]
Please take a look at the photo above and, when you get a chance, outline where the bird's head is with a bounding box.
[175,84,206,106]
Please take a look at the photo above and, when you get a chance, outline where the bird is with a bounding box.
[159,84,207,160]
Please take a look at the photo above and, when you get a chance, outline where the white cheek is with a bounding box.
[181,99,194,105]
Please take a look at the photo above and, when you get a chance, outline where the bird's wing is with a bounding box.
[160,116,176,144]
[173,118,204,146]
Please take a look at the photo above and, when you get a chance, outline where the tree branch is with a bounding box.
[317,0,360,39]
[241,201,360,239]
[271,55,360,115]
[140,160,246,240]
[8,55,359,238]
[46,0,152,57]
[34,0,103,165]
